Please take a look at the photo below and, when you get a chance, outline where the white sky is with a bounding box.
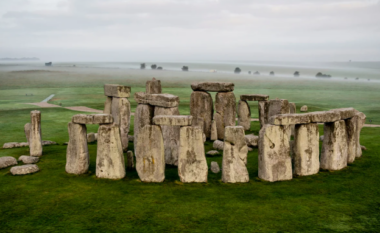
[0,0,379,62]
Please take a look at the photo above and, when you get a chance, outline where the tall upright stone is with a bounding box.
[66,122,89,174]
[215,92,236,140]
[268,99,290,119]
[355,112,366,158]
[293,123,319,176]
[237,100,251,131]
[222,126,249,183]
[190,91,213,138]
[30,110,43,157]
[321,120,348,171]
[146,78,162,94]
[345,113,365,163]
[178,126,208,183]
[210,120,217,141]
[154,106,180,165]
[104,97,112,114]
[96,124,125,179]
[133,104,154,148]
[258,101,269,129]
[24,123,31,144]
[289,102,296,136]
[112,97,131,151]
[258,124,292,182]
[135,125,165,182]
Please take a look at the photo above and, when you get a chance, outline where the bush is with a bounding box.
[234,67,241,74]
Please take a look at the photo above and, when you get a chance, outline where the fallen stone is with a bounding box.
[293,123,320,176]
[178,126,208,183]
[190,91,213,138]
[133,104,154,144]
[210,120,218,141]
[332,108,356,120]
[104,84,131,98]
[206,150,220,156]
[300,105,308,112]
[320,135,324,141]
[308,110,340,123]
[66,122,89,175]
[30,110,43,157]
[210,161,220,173]
[0,156,18,169]
[222,126,249,183]
[153,115,193,126]
[361,145,367,151]
[42,140,58,146]
[215,92,236,139]
[248,147,253,152]
[237,100,251,130]
[128,135,134,142]
[240,94,269,101]
[96,124,125,179]
[258,124,292,182]
[18,155,39,164]
[24,123,31,143]
[104,96,112,114]
[321,120,348,171]
[135,125,165,182]
[112,97,131,151]
[213,140,224,150]
[19,142,29,147]
[245,134,259,147]
[127,150,134,169]
[146,78,162,94]
[87,133,96,143]
[191,82,234,92]
[134,92,179,108]
[268,113,310,126]
[2,142,19,149]
[10,164,39,175]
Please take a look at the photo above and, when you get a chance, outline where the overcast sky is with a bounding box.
[1,0,379,62]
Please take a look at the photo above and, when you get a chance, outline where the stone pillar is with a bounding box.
[268,99,290,118]
[222,126,249,183]
[104,96,112,114]
[215,92,236,140]
[293,123,319,176]
[258,124,292,182]
[146,78,162,94]
[133,104,154,148]
[96,124,125,179]
[258,101,269,129]
[321,120,348,171]
[30,110,43,157]
[24,123,31,144]
[289,102,296,136]
[210,120,217,141]
[127,151,134,169]
[355,112,366,158]
[135,125,165,182]
[66,122,89,174]
[190,91,213,138]
[154,106,180,165]
[178,126,208,183]
[112,97,131,151]
[237,100,251,131]
[346,116,358,164]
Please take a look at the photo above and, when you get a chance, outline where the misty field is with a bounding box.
[1,62,380,232]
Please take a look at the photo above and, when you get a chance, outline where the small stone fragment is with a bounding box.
[300,105,308,112]
[245,134,259,147]
[248,147,253,152]
[191,82,234,92]
[210,161,220,173]
[127,150,134,169]
[0,156,18,169]
[213,140,224,150]
[18,155,39,164]
[361,145,367,151]
[104,84,131,98]
[206,150,220,156]
[128,135,134,142]
[320,135,324,141]
[10,164,39,175]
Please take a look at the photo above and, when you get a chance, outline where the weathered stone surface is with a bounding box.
[66,122,89,175]
[112,97,131,151]
[135,125,165,182]
[245,134,259,147]
[308,111,340,123]
[94,133,98,140]
[222,126,249,183]
[356,112,366,158]
[211,161,220,173]
[104,96,112,114]
[320,135,324,141]
[104,84,131,98]
[72,114,93,124]
[153,115,192,126]
[96,124,125,179]
[293,123,320,176]
[289,102,296,136]
[206,150,220,156]
[258,124,292,182]
[133,104,154,145]
[93,114,113,124]
[128,135,134,142]
[238,100,251,130]
[134,92,179,108]
[258,100,269,128]
[127,150,134,169]
[10,164,39,175]
[0,156,17,169]
[18,155,39,164]
[300,105,308,112]
[332,108,356,120]
[210,120,217,140]
[213,140,224,150]
[240,94,269,101]
[268,99,290,118]
[154,106,180,165]
[30,110,43,157]
[178,126,208,183]
[269,113,310,126]
[19,142,29,147]
[146,78,162,94]
[87,133,96,143]
[190,91,213,138]
[215,92,236,139]
[191,82,234,92]
[321,120,348,171]
[248,147,253,152]
[2,142,19,149]
[42,140,57,146]
[24,123,31,143]
[345,114,363,163]
[361,145,367,151]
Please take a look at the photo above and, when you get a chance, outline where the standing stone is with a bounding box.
[300,105,308,112]
[133,104,154,149]
[237,100,251,131]
[135,125,165,182]
[96,124,125,179]
[24,123,31,144]
[210,161,220,173]
[146,78,162,94]
[321,120,348,171]
[210,120,217,141]
[268,99,290,119]
[258,124,292,182]
[178,126,208,183]
[127,150,134,169]
[258,100,269,129]
[112,97,131,151]
[289,102,296,136]
[154,106,180,165]
[355,112,366,158]
[345,113,365,163]
[87,133,96,143]
[190,91,213,138]
[30,110,43,157]
[222,126,249,183]
[66,122,89,175]
[293,123,319,176]
[104,96,112,114]
[215,92,236,140]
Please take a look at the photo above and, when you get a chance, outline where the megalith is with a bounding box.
[66,122,89,174]
[30,110,43,157]
[215,92,236,139]
[146,78,162,94]
[24,123,31,144]
[355,112,366,158]
[210,120,217,141]
[104,96,112,114]
[237,100,251,130]
[190,91,213,138]
[112,97,131,151]
[258,101,269,129]
[133,104,154,147]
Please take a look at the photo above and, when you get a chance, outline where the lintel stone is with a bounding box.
[153,115,192,126]
[104,84,131,98]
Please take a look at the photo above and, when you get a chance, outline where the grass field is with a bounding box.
[1,62,380,232]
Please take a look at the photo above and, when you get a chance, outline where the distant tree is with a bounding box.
[157,67,163,70]
[270,71,275,76]
[316,72,323,77]
[151,64,157,70]
[248,71,252,74]
[182,66,189,71]
[316,72,331,78]
[140,63,146,69]
[294,71,300,77]
[234,67,241,74]
[254,71,260,75]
